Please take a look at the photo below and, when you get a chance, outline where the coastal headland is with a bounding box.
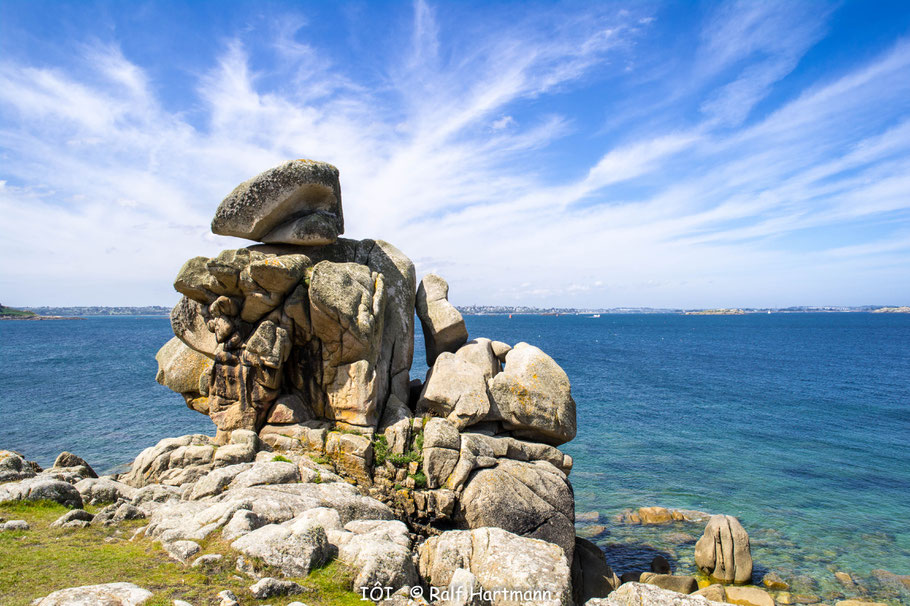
[2,160,907,606]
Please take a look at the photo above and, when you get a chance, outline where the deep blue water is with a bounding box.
[1,313,908,590]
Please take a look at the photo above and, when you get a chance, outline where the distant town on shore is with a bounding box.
[2,303,909,320]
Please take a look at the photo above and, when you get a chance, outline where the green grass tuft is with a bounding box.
[271,454,292,463]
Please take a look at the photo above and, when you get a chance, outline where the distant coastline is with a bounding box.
[457,304,910,315]
[16,305,171,318]
[2,304,908,319]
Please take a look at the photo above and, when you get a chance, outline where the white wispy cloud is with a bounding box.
[0,1,908,308]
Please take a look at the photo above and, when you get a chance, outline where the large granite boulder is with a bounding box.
[231,518,330,576]
[416,274,468,366]
[488,343,577,446]
[418,527,572,606]
[171,296,218,357]
[119,432,259,488]
[211,159,344,246]
[694,514,753,584]
[457,458,575,559]
[417,352,491,429]
[335,519,419,590]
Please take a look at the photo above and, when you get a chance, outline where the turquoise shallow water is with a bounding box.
[1,313,908,600]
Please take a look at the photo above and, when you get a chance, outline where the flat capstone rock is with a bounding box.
[211,159,344,246]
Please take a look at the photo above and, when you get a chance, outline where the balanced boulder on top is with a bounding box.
[211,159,344,246]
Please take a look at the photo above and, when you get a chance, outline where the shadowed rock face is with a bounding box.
[211,160,344,246]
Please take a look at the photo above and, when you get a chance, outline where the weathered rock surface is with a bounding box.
[334,519,418,590]
[51,509,95,528]
[615,507,710,525]
[250,576,306,598]
[52,452,98,478]
[0,519,29,531]
[418,353,490,429]
[164,539,201,563]
[0,476,83,508]
[694,514,753,584]
[75,477,136,505]
[34,582,153,605]
[488,343,577,446]
[0,449,39,483]
[416,274,468,366]
[724,586,774,606]
[418,527,572,606]
[588,582,726,606]
[640,572,698,594]
[231,518,330,576]
[212,159,344,245]
[161,236,414,442]
[155,337,213,413]
[119,432,258,487]
[457,458,575,559]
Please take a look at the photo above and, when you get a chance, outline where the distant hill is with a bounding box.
[0,304,37,318]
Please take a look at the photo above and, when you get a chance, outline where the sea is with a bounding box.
[1,313,908,600]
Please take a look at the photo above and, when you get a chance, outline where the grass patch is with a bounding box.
[0,500,363,605]
[408,471,427,489]
[271,454,292,463]
[309,454,330,465]
[373,434,390,466]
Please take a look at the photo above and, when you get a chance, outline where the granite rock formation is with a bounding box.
[145,158,590,600]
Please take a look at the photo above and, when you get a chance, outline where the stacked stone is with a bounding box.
[157,160,415,448]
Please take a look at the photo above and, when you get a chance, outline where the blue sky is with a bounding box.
[1,0,909,308]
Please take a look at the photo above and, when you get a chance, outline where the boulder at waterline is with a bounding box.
[694,514,753,584]
[639,572,698,594]
[724,585,774,606]
[572,536,621,604]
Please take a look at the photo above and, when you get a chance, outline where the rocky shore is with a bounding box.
[1,160,907,606]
